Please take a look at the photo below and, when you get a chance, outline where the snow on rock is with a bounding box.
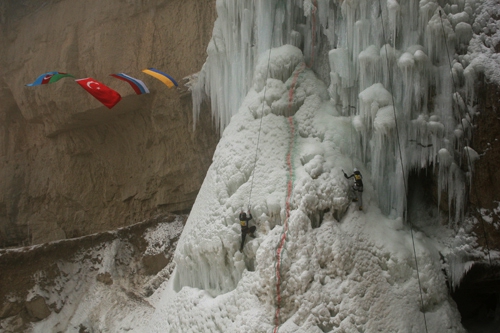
[467,0,500,86]
[23,216,185,333]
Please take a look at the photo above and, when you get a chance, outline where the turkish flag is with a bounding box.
[75,78,122,109]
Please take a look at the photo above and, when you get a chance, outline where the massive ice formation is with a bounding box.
[174,43,465,332]
[173,0,488,331]
[193,0,480,222]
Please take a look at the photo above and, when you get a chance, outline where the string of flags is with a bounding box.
[25,68,178,109]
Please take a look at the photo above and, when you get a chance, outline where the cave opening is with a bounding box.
[407,167,500,333]
[406,169,500,331]
[451,264,500,332]
[406,167,441,229]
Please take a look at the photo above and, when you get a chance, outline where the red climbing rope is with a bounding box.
[273,3,317,332]
[273,116,295,333]
[288,63,306,111]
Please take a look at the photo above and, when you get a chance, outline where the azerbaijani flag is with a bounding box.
[110,73,150,95]
[142,68,178,88]
[75,78,122,109]
[26,71,75,86]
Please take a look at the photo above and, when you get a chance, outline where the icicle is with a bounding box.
[359,45,381,90]
[455,22,473,45]
[464,146,480,180]
[386,0,400,44]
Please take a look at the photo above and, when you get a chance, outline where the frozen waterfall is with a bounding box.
[193,0,480,222]
[173,0,486,331]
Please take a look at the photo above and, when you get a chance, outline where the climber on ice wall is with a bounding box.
[343,168,364,211]
[239,210,256,251]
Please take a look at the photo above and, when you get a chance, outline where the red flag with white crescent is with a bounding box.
[75,78,122,109]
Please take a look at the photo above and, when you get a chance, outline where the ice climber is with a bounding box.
[343,168,363,210]
[239,210,256,251]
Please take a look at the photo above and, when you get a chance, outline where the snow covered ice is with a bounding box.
[29,0,500,332]
[171,41,464,331]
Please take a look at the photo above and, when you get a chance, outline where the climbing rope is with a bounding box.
[438,10,492,265]
[345,105,357,171]
[248,1,282,208]
[273,117,297,333]
[272,63,305,333]
[288,63,306,113]
[378,1,429,331]
[273,3,318,331]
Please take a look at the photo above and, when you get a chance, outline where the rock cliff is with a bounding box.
[0,213,183,332]
[471,78,500,250]
[0,0,219,246]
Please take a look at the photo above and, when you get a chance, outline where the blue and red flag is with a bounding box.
[110,73,150,95]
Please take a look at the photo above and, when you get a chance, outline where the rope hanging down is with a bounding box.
[438,10,492,266]
[250,0,316,206]
[377,1,429,332]
[248,1,282,208]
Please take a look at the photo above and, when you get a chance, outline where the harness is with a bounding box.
[353,172,363,190]
[240,213,251,228]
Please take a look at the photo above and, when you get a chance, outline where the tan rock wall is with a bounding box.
[0,0,218,245]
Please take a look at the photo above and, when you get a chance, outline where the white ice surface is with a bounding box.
[144,45,465,333]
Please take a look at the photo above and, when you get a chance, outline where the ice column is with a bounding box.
[192,0,309,132]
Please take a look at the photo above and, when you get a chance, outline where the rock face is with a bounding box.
[471,78,500,250]
[0,0,218,246]
[0,213,184,332]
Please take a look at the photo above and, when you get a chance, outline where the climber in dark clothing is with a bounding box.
[240,211,256,251]
[343,168,364,210]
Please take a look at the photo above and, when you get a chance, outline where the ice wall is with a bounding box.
[193,0,481,221]
[177,44,347,295]
[168,1,489,329]
[174,42,465,331]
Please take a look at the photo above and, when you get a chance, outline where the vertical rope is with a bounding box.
[248,1,281,208]
[346,106,357,170]
[378,1,429,331]
[288,63,306,112]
